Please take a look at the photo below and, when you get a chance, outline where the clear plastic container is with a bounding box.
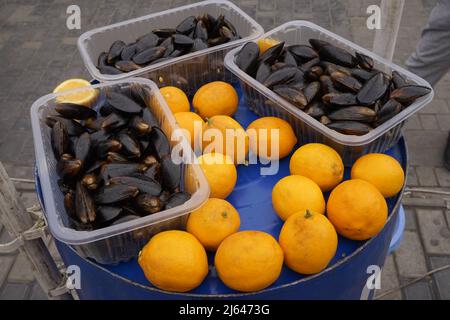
[224,21,434,165]
[30,78,209,265]
[77,0,264,95]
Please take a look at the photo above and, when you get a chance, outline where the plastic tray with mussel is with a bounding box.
[233,38,432,136]
[97,12,241,75]
[31,79,209,264]
[46,85,190,230]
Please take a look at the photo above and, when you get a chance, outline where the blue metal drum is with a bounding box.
[35,84,407,300]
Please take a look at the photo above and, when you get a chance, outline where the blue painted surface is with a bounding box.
[36,83,407,299]
[388,205,405,255]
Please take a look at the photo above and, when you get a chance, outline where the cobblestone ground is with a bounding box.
[0,0,449,300]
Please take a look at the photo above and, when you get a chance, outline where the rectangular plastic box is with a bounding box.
[30,78,209,265]
[77,0,264,95]
[224,21,434,165]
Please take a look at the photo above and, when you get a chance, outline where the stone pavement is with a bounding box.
[0,0,449,300]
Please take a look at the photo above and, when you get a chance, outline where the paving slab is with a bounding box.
[401,278,435,300]
[417,209,450,255]
[29,281,47,300]
[376,255,402,300]
[0,282,31,300]
[0,255,17,289]
[395,231,428,278]
[403,208,417,231]
[8,252,35,283]
[429,256,450,300]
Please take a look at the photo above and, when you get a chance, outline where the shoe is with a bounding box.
[445,132,450,171]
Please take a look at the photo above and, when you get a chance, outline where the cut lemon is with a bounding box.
[53,79,99,107]
[257,38,280,54]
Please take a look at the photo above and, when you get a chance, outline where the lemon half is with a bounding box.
[53,78,99,106]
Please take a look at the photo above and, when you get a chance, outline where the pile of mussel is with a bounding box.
[98,13,240,75]
[235,39,432,136]
[45,84,190,230]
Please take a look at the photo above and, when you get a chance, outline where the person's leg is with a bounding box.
[405,0,450,170]
[405,0,450,86]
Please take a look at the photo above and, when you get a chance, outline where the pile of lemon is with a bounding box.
[137,81,405,294]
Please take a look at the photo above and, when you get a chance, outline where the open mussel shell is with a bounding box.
[99,65,124,75]
[107,91,142,114]
[96,139,122,158]
[51,121,69,159]
[357,73,389,106]
[303,81,321,104]
[101,112,128,132]
[376,99,403,125]
[235,42,259,76]
[255,62,271,83]
[273,86,307,109]
[120,43,137,61]
[287,44,318,64]
[323,93,357,107]
[115,60,141,72]
[95,206,123,225]
[305,101,326,118]
[176,16,197,35]
[320,75,338,94]
[150,127,171,160]
[331,71,362,93]
[107,40,126,64]
[350,68,376,82]
[135,194,163,214]
[55,103,97,120]
[110,174,162,196]
[132,46,166,65]
[263,67,299,88]
[328,106,377,123]
[309,38,331,51]
[153,28,176,38]
[95,184,139,205]
[135,33,159,53]
[160,155,181,191]
[173,34,194,47]
[355,52,374,71]
[75,181,96,224]
[46,116,85,136]
[57,158,82,178]
[75,132,91,164]
[390,85,431,105]
[327,121,373,136]
[259,41,285,65]
[392,71,409,88]
[318,44,357,68]
[117,133,141,158]
[164,192,191,210]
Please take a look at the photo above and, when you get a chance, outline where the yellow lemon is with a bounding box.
[215,231,284,292]
[187,198,240,251]
[138,230,208,292]
[289,143,344,192]
[246,117,297,160]
[174,111,204,150]
[160,86,190,114]
[193,81,238,118]
[272,175,325,221]
[197,153,237,199]
[53,78,98,107]
[279,210,338,274]
[257,38,280,54]
[327,179,388,240]
[351,153,405,198]
[202,115,249,164]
